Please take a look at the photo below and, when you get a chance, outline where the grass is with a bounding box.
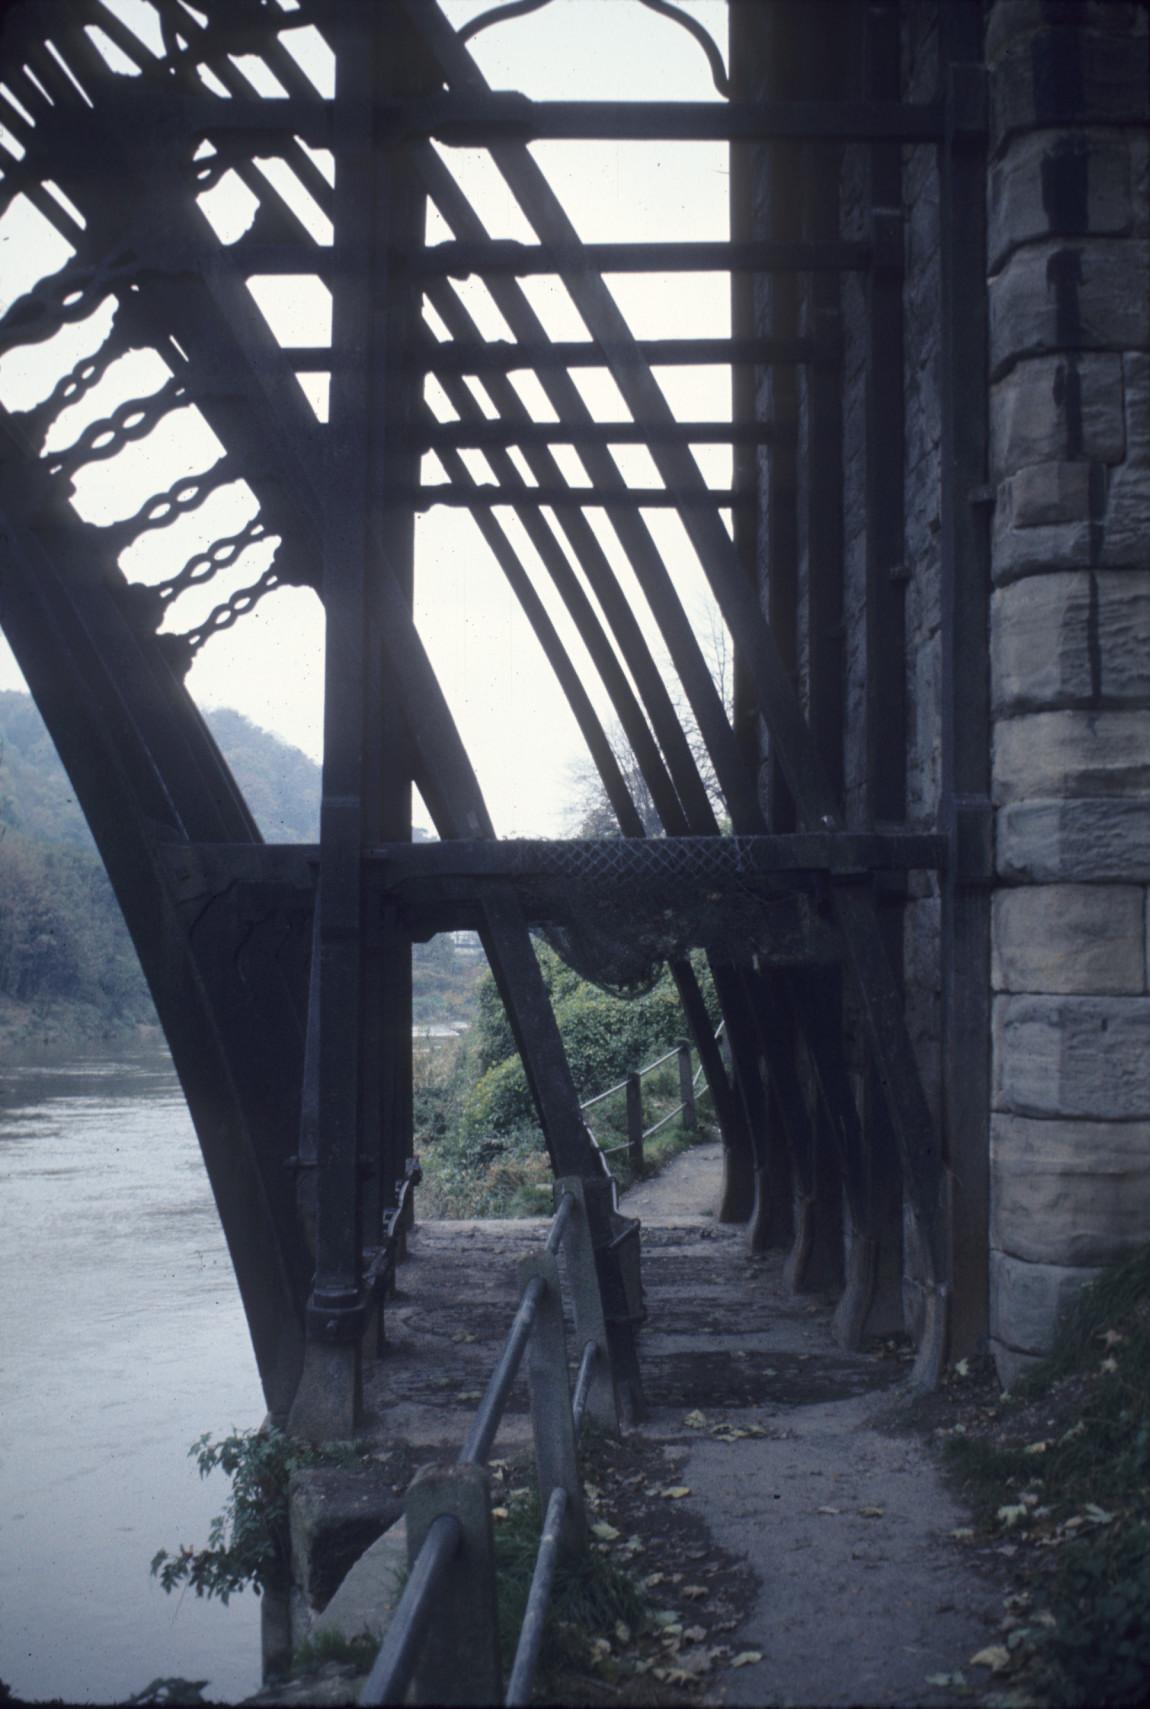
[291,1629,379,1675]
[489,1466,646,1689]
[943,1245,1150,1706]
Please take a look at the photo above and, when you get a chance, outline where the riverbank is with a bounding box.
[0,995,162,1061]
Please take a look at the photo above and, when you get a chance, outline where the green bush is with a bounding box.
[1043,1520,1150,1706]
[459,946,691,1144]
[151,1428,365,1603]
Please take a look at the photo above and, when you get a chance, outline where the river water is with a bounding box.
[0,1049,264,1705]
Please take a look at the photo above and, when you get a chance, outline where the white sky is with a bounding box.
[0,0,731,836]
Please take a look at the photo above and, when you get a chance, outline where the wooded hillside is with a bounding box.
[0,692,479,1048]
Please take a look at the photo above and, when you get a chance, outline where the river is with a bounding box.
[0,1049,264,1706]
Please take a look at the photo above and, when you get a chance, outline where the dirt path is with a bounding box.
[620,1144,1002,1707]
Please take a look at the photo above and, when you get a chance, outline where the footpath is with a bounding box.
[258,1142,1002,1706]
[612,1145,1001,1706]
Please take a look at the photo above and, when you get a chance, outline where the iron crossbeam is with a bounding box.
[162,833,947,891]
[79,91,950,145]
[416,419,773,449]
[418,238,871,276]
[414,485,747,511]
[414,336,830,372]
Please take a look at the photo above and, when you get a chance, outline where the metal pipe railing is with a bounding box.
[360,1512,461,1706]
[363,1179,615,1706]
[458,1273,545,1468]
[571,1339,598,1437]
[505,1485,568,1708]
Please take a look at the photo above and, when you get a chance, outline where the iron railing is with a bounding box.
[360,1178,615,1708]
[584,1021,724,1179]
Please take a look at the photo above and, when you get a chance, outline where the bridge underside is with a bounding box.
[0,0,991,1428]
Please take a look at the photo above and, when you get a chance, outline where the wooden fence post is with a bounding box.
[677,1038,697,1132]
[626,1070,644,1176]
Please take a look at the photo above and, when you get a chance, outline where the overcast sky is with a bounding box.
[0,0,731,836]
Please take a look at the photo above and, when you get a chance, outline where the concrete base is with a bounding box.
[287,1341,361,1443]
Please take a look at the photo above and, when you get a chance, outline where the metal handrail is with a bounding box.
[638,1044,679,1076]
[505,1485,568,1708]
[459,1272,545,1467]
[580,1076,630,1112]
[360,1513,462,1706]
[362,1186,603,1707]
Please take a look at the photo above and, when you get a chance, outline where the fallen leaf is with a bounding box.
[1099,1356,1119,1375]
[954,1358,970,1377]
[682,1584,708,1600]
[684,1409,708,1429]
[1023,1440,1050,1455]
[1083,1503,1115,1525]
[645,1571,666,1587]
[458,1390,481,1402]
[614,1620,631,1644]
[857,1505,885,1518]
[1099,1328,1125,1347]
[951,1527,974,1541]
[926,1671,967,1688]
[450,1331,477,1344]
[996,1504,1028,1528]
[684,1625,707,1643]
[816,1505,841,1516]
[491,1506,509,1520]
[731,1650,763,1668]
[591,1520,620,1541]
[662,1485,692,1500]
[970,1646,1011,1673]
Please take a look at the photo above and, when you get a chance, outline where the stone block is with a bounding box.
[312,1517,407,1644]
[989,240,1150,378]
[289,1468,403,1614]
[990,354,1125,480]
[991,571,1150,711]
[993,709,1150,802]
[1135,129,1149,238]
[989,1248,1102,1357]
[991,26,1150,152]
[992,510,1094,582]
[992,883,1145,992]
[1007,459,1092,526]
[1102,353,1150,566]
[989,130,1132,272]
[987,5,1148,67]
[992,1342,1045,1389]
[991,1112,1150,1265]
[997,797,1150,881]
[993,992,1150,1118]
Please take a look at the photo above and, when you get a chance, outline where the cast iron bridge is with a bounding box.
[0,0,991,1435]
